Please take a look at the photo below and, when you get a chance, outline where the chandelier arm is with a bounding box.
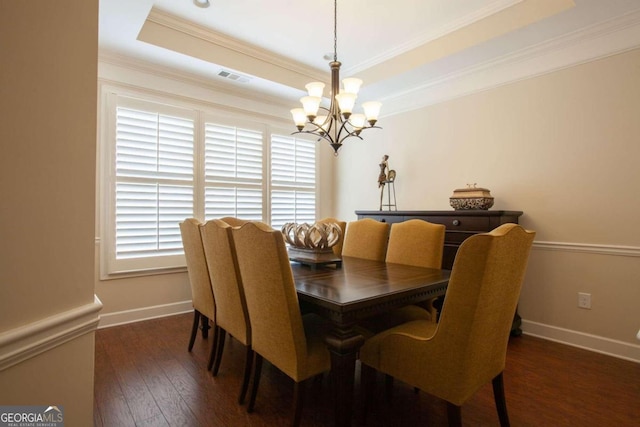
[292,129,338,146]
[337,133,364,145]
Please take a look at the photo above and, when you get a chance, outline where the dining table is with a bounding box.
[291,255,450,427]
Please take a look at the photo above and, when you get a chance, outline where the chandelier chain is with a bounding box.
[333,0,338,62]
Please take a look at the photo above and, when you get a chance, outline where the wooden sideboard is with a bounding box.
[355,209,524,334]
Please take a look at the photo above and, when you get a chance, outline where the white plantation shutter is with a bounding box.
[204,123,263,221]
[270,134,316,229]
[102,93,319,277]
[112,106,194,271]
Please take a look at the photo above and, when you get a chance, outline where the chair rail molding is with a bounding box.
[0,295,103,371]
[532,241,640,257]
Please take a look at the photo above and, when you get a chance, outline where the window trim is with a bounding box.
[99,87,319,279]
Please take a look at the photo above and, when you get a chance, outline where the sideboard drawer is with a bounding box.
[370,215,405,224]
[408,215,491,232]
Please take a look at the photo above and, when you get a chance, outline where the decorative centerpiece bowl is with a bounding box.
[450,184,494,210]
[281,222,342,253]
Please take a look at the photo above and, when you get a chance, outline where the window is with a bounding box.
[102,93,317,276]
[204,123,263,220]
[270,134,317,230]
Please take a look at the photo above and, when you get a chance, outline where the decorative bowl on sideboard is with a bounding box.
[449,184,494,210]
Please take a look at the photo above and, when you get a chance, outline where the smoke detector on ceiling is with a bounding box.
[217,70,252,83]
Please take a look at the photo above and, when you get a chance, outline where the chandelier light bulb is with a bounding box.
[335,92,357,117]
[342,78,362,95]
[313,115,329,134]
[305,82,326,98]
[300,96,322,119]
[290,108,307,130]
[362,101,382,125]
[349,113,366,130]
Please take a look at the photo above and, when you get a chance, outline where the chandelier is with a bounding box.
[290,0,382,155]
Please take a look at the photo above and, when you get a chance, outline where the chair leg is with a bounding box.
[188,310,201,352]
[212,329,227,376]
[361,363,376,424]
[292,379,308,427]
[446,402,462,427]
[247,354,263,413]
[207,325,219,371]
[492,372,511,427]
[239,346,254,404]
[200,314,210,339]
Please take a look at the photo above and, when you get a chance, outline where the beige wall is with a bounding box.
[0,1,99,424]
[335,48,640,354]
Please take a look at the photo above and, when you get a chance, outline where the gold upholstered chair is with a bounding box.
[199,218,253,404]
[385,219,445,269]
[179,218,217,370]
[219,216,249,227]
[341,218,390,261]
[360,223,535,426]
[316,217,347,257]
[385,219,446,321]
[231,222,331,426]
[356,220,445,349]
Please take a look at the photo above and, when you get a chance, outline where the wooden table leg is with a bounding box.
[325,326,365,427]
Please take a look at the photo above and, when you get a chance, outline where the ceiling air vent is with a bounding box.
[217,69,251,83]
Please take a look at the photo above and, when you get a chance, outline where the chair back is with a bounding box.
[385,219,445,268]
[342,218,390,261]
[219,216,249,227]
[200,219,250,345]
[179,218,215,320]
[231,222,309,381]
[433,223,535,401]
[316,217,347,256]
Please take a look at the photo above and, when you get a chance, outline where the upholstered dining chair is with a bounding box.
[316,217,347,257]
[179,218,217,370]
[385,219,446,321]
[231,222,331,426]
[200,218,253,404]
[219,216,249,227]
[359,223,535,427]
[341,218,390,261]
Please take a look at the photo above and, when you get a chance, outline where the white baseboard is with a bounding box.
[0,295,103,371]
[98,300,193,329]
[98,303,640,364]
[521,320,640,363]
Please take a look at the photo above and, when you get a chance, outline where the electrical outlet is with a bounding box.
[578,292,591,309]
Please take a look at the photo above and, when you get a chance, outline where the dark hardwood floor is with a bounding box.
[94,313,640,426]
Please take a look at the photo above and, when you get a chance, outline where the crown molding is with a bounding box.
[346,0,523,75]
[145,7,326,83]
[98,50,294,115]
[382,7,640,116]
